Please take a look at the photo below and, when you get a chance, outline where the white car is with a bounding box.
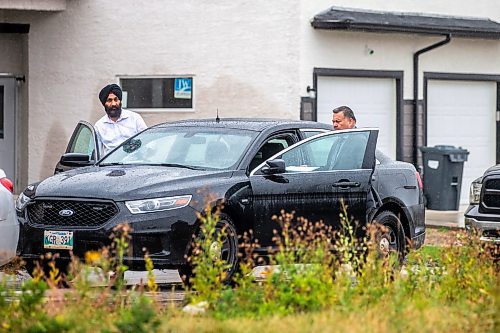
[0,169,18,266]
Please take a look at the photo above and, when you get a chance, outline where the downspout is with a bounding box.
[413,34,451,167]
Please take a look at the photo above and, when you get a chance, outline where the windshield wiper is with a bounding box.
[99,162,124,166]
[99,162,206,170]
[156,163,206,170]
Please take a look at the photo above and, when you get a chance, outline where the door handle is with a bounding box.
[332,181,360,188]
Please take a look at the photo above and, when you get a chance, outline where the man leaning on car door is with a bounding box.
[95,84,147,155]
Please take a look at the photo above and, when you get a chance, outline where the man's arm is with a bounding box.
[94,123,107,157]
[136,114,147,132]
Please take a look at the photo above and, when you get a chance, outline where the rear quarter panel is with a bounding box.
[372,157,425,242]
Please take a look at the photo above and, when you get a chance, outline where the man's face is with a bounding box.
[332,111,355,130]
[104,92,122,119]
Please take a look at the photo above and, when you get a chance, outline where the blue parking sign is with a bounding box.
[174,78,192,99]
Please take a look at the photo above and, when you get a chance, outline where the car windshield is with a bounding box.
[99,126,256,170]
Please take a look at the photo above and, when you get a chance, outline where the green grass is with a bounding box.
[1,211,497,333]
[418,245,442,259]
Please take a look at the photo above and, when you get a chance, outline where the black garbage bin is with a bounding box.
[419,145,469,211]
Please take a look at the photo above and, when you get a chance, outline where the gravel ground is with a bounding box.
[424,227,463,247]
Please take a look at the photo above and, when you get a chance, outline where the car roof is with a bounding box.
[152,118,331,132]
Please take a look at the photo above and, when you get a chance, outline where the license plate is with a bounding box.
[43,230,74,250]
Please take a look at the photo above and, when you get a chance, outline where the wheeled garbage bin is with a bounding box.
[419,145,469,211]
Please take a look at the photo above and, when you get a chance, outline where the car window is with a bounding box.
[68,124,96,159]
[300,129,328,139]
[280,131,370,172]
[249,134,296,171]
[100,127,256,170]
[327,131,369,170]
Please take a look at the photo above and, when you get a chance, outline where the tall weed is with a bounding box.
[0,206,497,332]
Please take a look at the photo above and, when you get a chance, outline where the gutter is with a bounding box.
[413,34,451,167]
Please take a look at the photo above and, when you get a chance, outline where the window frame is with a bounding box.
[247,131,299,173]
[250,128,379,176]
[118,75,196,113]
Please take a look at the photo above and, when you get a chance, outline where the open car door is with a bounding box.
[249,128,378,248]
[54,121,100,174]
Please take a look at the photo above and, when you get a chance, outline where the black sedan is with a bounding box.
[16,118,425,279]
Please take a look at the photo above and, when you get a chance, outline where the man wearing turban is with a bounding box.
[95,83,147,154]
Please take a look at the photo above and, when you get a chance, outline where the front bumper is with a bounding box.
[464,205,500,243]
[411,231,426,249]
[17,201,199,270]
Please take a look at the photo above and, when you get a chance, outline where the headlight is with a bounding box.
[125,195,192,214]
[15,192,31,211]
[469,181,482,204]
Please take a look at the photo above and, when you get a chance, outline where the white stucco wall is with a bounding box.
[18,0,301,181]
[299,0,500,99]
[1,0,499,183]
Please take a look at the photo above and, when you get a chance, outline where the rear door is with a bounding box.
[54,121,100,174]
[249,129,378,247]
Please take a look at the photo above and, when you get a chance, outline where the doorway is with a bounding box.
[0,77,16,180]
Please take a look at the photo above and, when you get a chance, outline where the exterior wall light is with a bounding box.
[306,85,316,99]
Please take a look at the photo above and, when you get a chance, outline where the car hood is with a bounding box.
[34,165,232,201]
[484,164,500,176]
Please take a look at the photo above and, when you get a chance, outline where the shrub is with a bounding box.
[0,207,496,332]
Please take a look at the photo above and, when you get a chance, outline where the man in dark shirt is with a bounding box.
[329,106,365,170]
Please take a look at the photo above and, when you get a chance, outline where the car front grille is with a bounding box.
[481,177,500,212]
[482,229,500,239]
[27,199,118,228]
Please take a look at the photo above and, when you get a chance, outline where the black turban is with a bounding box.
[99,84,122,106]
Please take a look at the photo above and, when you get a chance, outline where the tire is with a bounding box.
[373,210,406,261]
[179,213,239,287]
[23,260,36,276]
[23,258,70,284]
[178,264,194,287]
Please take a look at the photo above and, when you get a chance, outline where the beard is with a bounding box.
[105,105,122,119]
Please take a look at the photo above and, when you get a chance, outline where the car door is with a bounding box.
[299,128,329,139]
[249,129,378,248]
[54,121,100,174]
[247,131,299,172]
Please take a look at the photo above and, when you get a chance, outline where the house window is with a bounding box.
[120,77,193,110]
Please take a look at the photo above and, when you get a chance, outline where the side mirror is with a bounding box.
[59,153,93,167]
[261,159,286,175]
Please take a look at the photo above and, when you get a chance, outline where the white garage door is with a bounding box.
[316,76,397,159]
[427,80,496,206]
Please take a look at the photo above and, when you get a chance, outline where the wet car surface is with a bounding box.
[16,118,425,278]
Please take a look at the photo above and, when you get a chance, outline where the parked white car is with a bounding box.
[0,169,18,266]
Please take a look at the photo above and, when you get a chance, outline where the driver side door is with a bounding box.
[54,121,100,174]
[249,129,378,248]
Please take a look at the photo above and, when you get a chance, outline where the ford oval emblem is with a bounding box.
[59,209,74,217]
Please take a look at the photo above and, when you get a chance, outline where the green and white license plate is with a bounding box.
[43,230,74,250]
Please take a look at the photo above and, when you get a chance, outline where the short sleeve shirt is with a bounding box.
[94,109,147,154]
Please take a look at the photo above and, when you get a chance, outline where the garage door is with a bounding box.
[316,76,397,159]
[427,80,497,206]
